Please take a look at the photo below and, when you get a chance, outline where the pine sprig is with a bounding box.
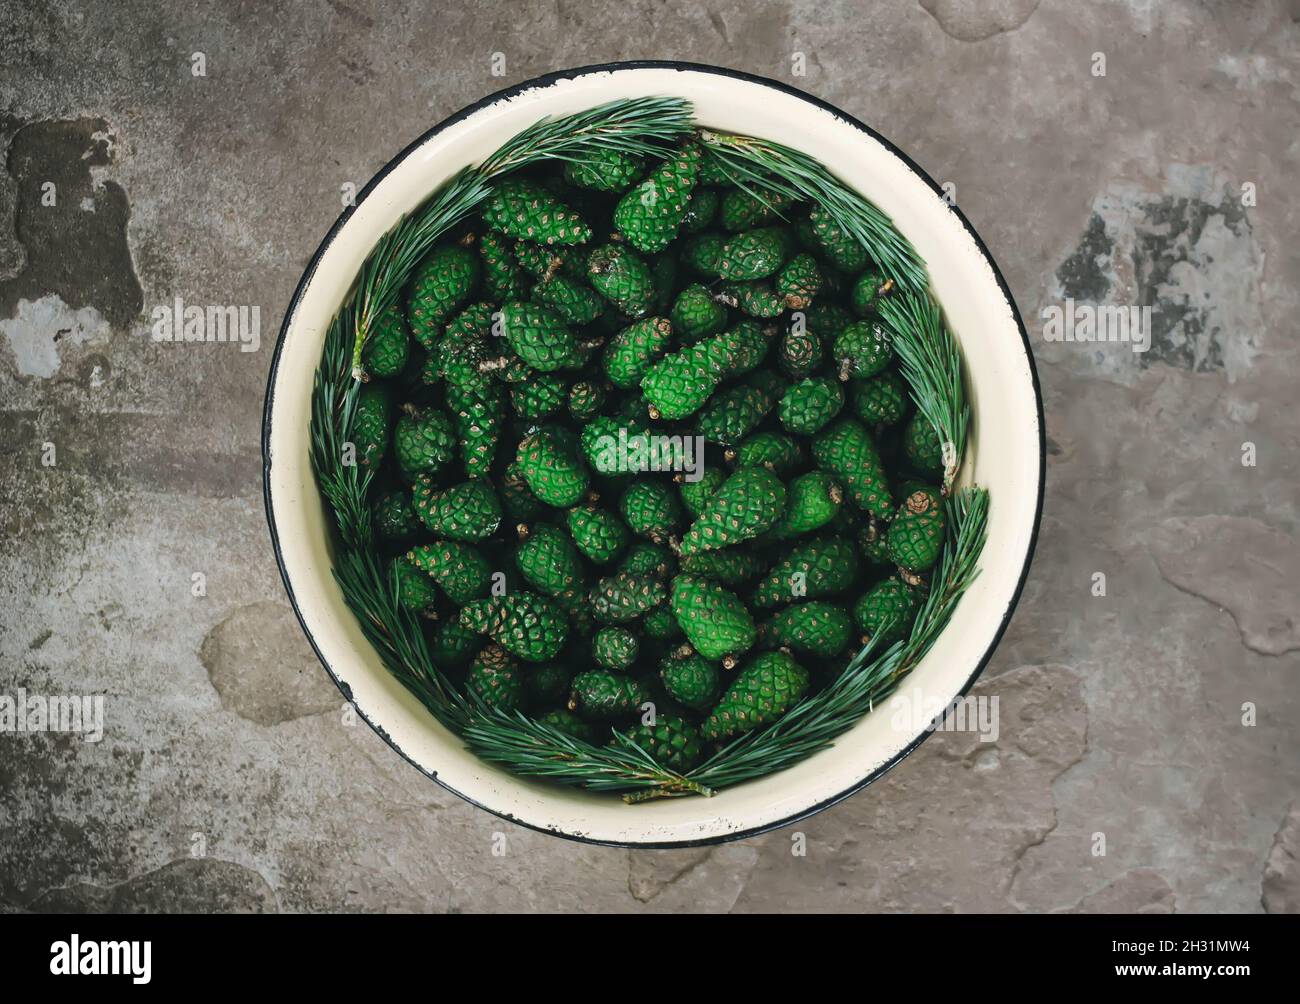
[308,95,988,803]
[462,710,713,798]
[878,291,970,494]
[697,128,927,294]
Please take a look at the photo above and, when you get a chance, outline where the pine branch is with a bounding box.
[697,128,928,294]
[461,710,713,799]
[878,291,970,494]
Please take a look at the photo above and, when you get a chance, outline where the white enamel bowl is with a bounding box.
[262,62,1044,847]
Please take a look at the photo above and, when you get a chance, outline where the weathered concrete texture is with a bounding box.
[0,0,1297,913]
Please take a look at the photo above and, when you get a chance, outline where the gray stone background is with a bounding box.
[0,0,1296,913]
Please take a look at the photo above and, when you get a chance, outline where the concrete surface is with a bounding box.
[1,0,1297,913]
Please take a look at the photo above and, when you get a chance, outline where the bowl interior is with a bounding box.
[264,65,1042,846]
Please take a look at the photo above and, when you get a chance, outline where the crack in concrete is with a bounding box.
[1006,709,1092,910]
[627,846,715,903]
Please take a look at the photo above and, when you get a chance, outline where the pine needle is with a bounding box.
[878,291,970,493]
[697,128,928,294]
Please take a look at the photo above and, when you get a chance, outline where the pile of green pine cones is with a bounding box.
[350,141,950,774]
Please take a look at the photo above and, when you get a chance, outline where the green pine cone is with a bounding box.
[467,644,525,711]
[640,339,725,420]
[714,228,789,281]
[478,230,529,302]
[352,382,393,468]
[700,320,772,379]
[567,505,629,565]
[779,376,845,435]
[812,419,892,521]
[613,142,702,254]
[554,586,596,637]
[775,253,824,310]
[902,412,946,477]
[618,541,674,579]
[394,405,456,479]
[805,301,854,342]
[681,233,725,276]
[670,283,727,343]
[718,281,785,318]
[887,488,947,572]
[678,548,766,588]
[428,302,495,384]
[679,467,787,556]
[407,244,480,348]
[373,489,420,543]
[499,301,585,372]
[586,243,656,318]
[590,572,667,624]
[563,149,644,192]
[727,431,805,476]
[641,604,683,641]
[412,479,502,541]
[804,206,870,271]
[444,375,504,479]
[765,470,844,539]
[459,592,569,663]
[430,615,482,669]
[677,466,725,519]
[669,574,756,663]
[752,535,860,609]
[619,480,683,543]
[405,541,492,605]
[850,370,908,426]
[659,651,721,711]
[509,372,567,420]
[855,516,894,570]
[697,370,784,446]
[567,379,606,422]
[680,187,719,234]
[593,626,639,670]
[482,179,592,246]
[777,323,824,380]
[851,269,892,316]
[834,320,893,381]
[852,576,923,645]
[568,670,652,722]
[700,650,810,741]
[516,522,584,597]
[624,714,705,772]
[603,316,672,389]
[361,303,411,378]
[500,460,544,523]
[719,187,794,232]
[516,428,590,507]
[513,240,587,280]
[537,707,605,744]
[531,272,605,326]
[393,555,439,614]
[756,601,853,659]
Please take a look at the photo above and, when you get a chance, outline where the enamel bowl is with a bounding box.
[262,62,1044,847]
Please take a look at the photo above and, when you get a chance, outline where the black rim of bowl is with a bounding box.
[260,60,1047,849]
